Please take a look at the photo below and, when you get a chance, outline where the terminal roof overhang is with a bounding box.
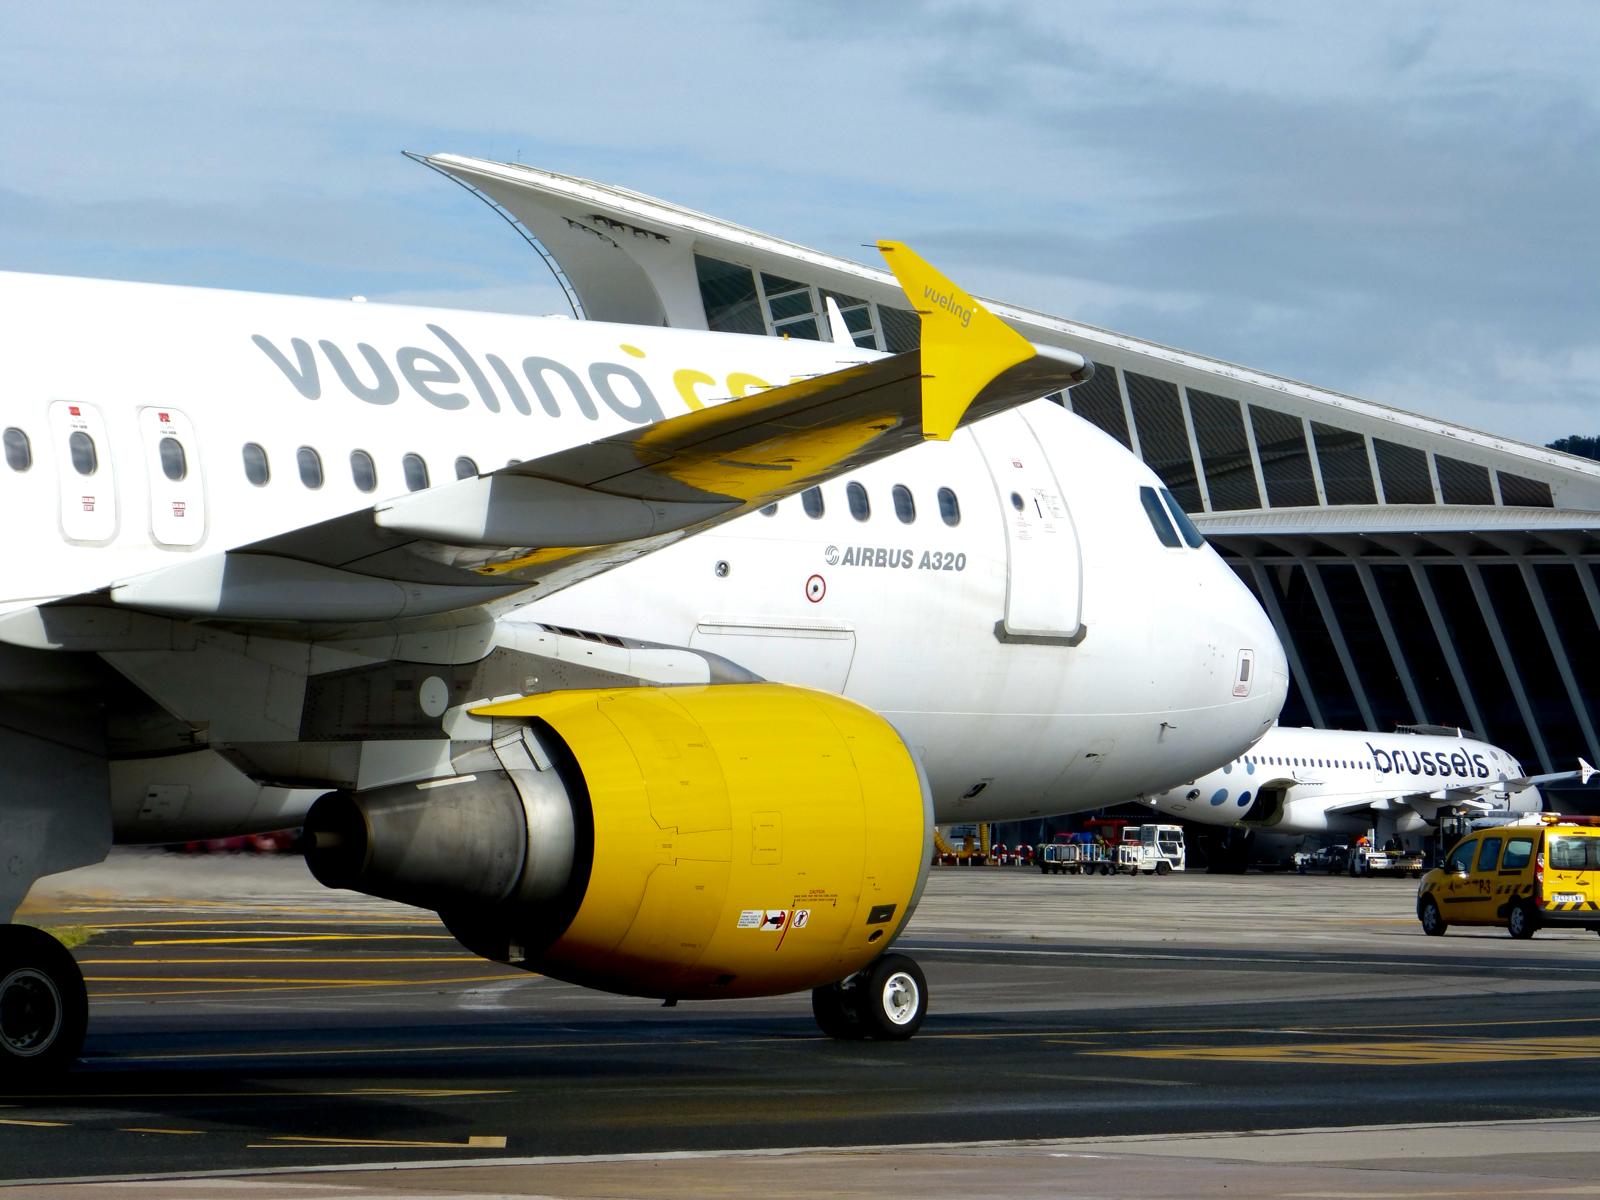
[416,151,1600,543]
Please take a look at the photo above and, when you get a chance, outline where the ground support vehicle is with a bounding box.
[1417,815,1600,938]
[1120,824,1187,874]
[1038,842,1115,875]
[1351,845,1427,878]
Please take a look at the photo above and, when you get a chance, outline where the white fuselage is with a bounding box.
[0,270,1287,834]
[1149,726,1538,836]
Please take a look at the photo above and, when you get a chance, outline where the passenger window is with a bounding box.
[297,446,324,490]
[158,436,187,482]
[1501,838,1534,870]
[1010,491,1024,512]
[847,481,870,522]
[760,503,778,516]
[802,487,824,519]
[3,427,30,471]
[242,442,270,487]
[938,487,961,527]
[892,484,916,524]
[454,456,478,480]
[69,431,98,476]
[1161,487,1205,548]
[1474,837,1503,873]
[350,449,377,493]
[403,453,430,492]
[1139,485,1181,547]
[1444,842,1474,873]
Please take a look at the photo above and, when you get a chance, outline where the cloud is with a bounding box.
[2,0,1597,443]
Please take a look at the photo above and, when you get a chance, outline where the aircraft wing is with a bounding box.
[1320,759,1597,820]
[4,244,1090,643]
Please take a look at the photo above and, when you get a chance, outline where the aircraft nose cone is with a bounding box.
[1207,557,1287,741]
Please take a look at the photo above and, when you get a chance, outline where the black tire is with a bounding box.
[1156,861,1172,876]
[811,980,862,1039]
[1419,897,1448,937]
[0,925,87,1080]
[857,954,927,1041]
[1508,903,1538,940]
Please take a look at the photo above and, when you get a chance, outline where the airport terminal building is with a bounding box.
[418,154,1600,806]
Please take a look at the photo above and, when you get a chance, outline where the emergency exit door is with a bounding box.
[48,400,118,544]
[137,406,206,547]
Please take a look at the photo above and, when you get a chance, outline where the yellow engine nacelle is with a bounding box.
[305,684,932,1001]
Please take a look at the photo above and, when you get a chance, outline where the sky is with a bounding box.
[3,1,1598,445]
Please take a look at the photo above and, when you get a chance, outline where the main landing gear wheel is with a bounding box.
[811,953,929,1041]
[0,924,87,1080]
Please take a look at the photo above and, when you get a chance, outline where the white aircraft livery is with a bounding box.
[1150,725,1592,841]
[0,238,1285,1076]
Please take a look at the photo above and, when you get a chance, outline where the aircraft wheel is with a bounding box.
[858,954,927,1041]
[0,925,87,1079]
[1507,903,1538,940]
[1419,897,1448,937]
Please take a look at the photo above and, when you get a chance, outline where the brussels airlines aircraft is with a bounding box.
[0,241,1284,1077]
[1149,725,1593,843]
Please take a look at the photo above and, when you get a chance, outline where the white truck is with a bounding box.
[1120,824,1187,875]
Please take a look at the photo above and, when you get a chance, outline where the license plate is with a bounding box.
[1552,892,1584,903]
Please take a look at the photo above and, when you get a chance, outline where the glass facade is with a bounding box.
[1263,564,1363,727]
[1374,439,1434,504]
[760,272,820,341]
[695,255,765,336]
[1065,363,1131,450]
[1367,565,1468,728]
[1480,564,1579,761]
[1426,564,1521,753]
[1436,455,1494,505]
[1318,564,1415,731]
[686,253,1570,524]
[1311,423,1378,505]
[819,290,876,348]
[1190,390,1260,510]
[1499,472,1555,508]
[879,306,919,352]
[1126,372,1201,511]
[1249,407,1318,508]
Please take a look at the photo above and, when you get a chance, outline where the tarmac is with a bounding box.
[5,852,1600,1197]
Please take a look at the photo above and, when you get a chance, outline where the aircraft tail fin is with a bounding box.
[1581,758,1596,786]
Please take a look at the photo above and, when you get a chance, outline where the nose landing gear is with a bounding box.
[812,953,928,1041]
[0,925,87,1081]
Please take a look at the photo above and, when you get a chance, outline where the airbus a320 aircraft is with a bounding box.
[0,240,1284,1078]
[1149,724,1593,848]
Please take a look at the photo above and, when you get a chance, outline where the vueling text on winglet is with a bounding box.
[921,284,973,328]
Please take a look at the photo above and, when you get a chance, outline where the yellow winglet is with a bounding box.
[877,241,1037,440]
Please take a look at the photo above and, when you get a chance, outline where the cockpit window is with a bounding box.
[1160,487,1205,548]
[1139,485,1181,547]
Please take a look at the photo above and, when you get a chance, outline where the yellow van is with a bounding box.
[1417,816,1600,939]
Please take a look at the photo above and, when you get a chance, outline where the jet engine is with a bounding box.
[304,683,932,1003]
